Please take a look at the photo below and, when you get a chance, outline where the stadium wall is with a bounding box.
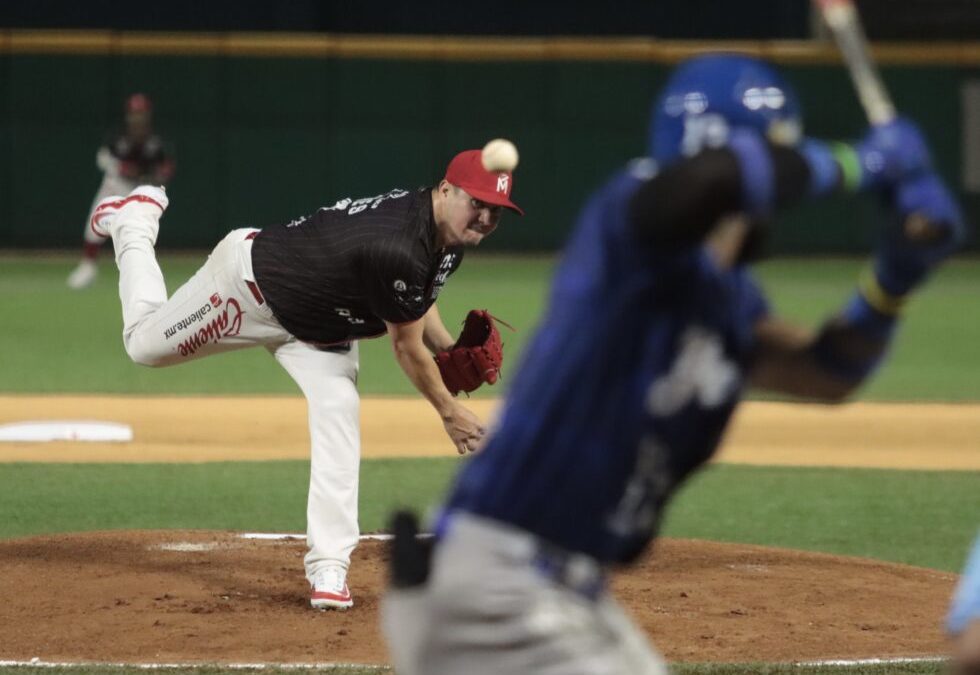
[0,32,977,253]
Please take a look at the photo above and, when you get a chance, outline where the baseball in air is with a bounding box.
[481,139,519,172]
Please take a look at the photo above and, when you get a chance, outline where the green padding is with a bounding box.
[330,60,437,125]
[0,55,974,253]
[0,53,9,245]
[222,127,331,226]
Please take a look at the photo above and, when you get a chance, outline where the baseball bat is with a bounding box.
[813,0,895,126]
[813,0,945,242]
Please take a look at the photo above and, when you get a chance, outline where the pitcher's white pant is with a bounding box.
[83,173,139,245]
[109,197,361,582]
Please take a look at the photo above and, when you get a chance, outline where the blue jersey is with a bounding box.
[444,160,770,563]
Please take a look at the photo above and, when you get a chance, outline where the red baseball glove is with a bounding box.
[435,310,512,396]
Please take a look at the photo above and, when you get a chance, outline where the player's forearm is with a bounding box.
[758,178,961,400]
[391,337,457,417]
[808,304,894,389]
[753,324,891,403]
[755,269,898,402]
[802,175,963,392]
[422,305,455,354]
[751,268,900,401]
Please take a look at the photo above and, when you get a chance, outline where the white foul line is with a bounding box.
[796,656,948,666]
[239,532,432,541]
[1,656,947,670]
[0,660,389,671]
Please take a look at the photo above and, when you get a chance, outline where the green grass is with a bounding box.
[1,254,979,399]
[662,464,979,572]
[1,459,975,572]
[0,253,553,396]
[0,458,455,541]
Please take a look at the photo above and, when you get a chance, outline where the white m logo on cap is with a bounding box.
[496,174,509,194]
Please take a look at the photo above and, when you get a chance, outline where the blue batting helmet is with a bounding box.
[650,53,803,166]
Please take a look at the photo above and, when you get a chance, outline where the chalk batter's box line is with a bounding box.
[0,660,390,671]
[0,656,948,670]
[240,532,433,541]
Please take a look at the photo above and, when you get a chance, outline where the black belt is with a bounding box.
[243,231,265,306]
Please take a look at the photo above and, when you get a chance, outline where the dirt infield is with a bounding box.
[0,396,974,665]
[0,530,957,665]
[1,396,979,469]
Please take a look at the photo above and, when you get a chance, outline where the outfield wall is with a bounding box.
[0,32,977,253]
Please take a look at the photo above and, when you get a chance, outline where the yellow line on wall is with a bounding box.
[3,30,980,64]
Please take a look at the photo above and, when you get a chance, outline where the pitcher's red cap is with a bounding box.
[444,150,523,215]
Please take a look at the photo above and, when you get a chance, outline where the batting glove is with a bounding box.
[874,171,969,296]
[855,117,933,191]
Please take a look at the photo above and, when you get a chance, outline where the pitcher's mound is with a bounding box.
[0,530,956,665]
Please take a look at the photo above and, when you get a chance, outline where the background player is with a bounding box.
[66,93,175,290]
[91,149,521,609]
[950,531,980,675]
[382,54,967,674]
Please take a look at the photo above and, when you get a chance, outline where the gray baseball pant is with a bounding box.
[382,512,669,675]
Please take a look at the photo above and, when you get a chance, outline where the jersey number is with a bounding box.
[335,308,366,325]
[646,326,738,417]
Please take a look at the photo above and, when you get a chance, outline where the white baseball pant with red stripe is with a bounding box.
[108,195,361,585]
[83,173,140,247]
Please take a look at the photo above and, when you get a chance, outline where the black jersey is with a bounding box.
[250,187,464,345]
[105,131,174,182]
